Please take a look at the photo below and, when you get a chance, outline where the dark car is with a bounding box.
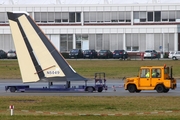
[83,49,97,59]
[69,49,83,59]
[0,50,7,59]
[7,50,17,59]
[97,50,113,59]
[113,50,128,59]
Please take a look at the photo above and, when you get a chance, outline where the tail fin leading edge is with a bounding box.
[7,11,88,83]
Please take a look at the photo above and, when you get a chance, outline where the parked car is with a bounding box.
[171,51,180,60]
[97,50,113,59]
[168,51,175,59]
[69,49,83,59]
[0,50,7,59]
[83,49,97,59]
[7,50,17,59]
[144,50,158,59]
[113,50,128,59]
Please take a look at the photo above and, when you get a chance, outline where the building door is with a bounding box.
[82,40,89,50]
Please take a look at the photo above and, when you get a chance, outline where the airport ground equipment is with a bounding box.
[5,12,108,93]
[124,64,176,93]
[94,72,108,92]
[5,73,108,93]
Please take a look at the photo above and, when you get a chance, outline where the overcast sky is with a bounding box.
[0,0,180,4]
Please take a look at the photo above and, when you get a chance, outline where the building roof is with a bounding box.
[1,0,180,4]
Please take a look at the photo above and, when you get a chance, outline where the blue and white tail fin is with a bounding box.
[7,11,88,83]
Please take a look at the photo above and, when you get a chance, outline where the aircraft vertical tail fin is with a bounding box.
[7,11,88,83]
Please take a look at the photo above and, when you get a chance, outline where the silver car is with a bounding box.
[168,51,174,59]
[144,50,158,59]
[172,51,180,60]
[7,50,17,59]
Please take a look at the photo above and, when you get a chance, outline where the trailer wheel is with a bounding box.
[156,84,164,93]
[163,88,169,93]
[128,84,136,93]
[10,87,16,92]
[87,87,93,92]
[97,87,103,92]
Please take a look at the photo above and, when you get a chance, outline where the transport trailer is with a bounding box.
[5,85,30,92]
[5,73,108,93]
[5,81,106,93]
[5,84,94,93]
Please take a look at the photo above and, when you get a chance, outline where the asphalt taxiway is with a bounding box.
[0,79,179,96]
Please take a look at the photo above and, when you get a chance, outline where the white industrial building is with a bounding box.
[0,0,180,53]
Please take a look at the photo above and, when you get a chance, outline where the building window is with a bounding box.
[0,12,5,23]
[60,34,67,51]
[161,11,168,21]
[89,12,96,22]
[48,12,54,23]
[126,33,139,51]
[176,11,180,21]
[169,11,175,22]
[119,12,125,22]
[82,34,88,40]
[55,12,61,23]
[69,12,75,22]
[97,12,103,22]
[76,12,81,22]
[68,34,73,51]
[76,41,81,49]
[126,46,131,51]
[89,34,96,49]
[140,11,146,22]
[84,12,89,23]
[154,11,161,22]
[34,12,41,22]
[125,11,131,22]
[76,34,82,49]
[111,12,118,22]
[133,11,139,19]
[69,12,81,23]
[133,11,140,23]
[96,34,103,50]
[132,46,139,51]
[41,12,47,23]
[126,46,139,51]
[103,11,111,22]
[147,12,153,22]
[60,34,73,52]
[62,12,69,22]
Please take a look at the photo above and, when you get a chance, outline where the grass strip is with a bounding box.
[0,60,180,79]
[0,96,180,113]
[0,96,180,119]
